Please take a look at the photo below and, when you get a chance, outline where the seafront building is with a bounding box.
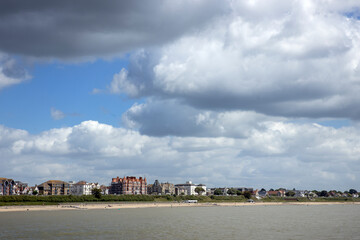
[148,180,175,195]
[110,176,147,195]
[2,175,359,199]
[100,185,109,195]
[37,180,70,195]
[175,181,207,196]
[0,177,15,195]
[27,186,39,195]
[13,181,29,195]
[70,181,100,196]
[267,190,285,197]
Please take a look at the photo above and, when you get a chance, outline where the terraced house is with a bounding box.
[0,177,15,195]
[38,180,70,195]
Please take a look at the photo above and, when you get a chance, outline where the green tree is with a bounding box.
[32,190,38,195]
[243,191,252,199]
[214,188,222,195]
[236,190,242,196]
[285,191,295,197]
[92,188,102,199]
[227,188,236,195]
[319,190,329,197]
[195,187,205,196]
[349,189,357,195]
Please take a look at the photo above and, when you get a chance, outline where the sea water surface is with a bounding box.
[0,204,359,239]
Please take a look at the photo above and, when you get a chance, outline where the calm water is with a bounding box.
[0,205,359,240]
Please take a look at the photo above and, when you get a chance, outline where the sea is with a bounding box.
[0,204,359,239]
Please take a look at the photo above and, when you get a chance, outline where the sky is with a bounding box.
[1,0,360,191]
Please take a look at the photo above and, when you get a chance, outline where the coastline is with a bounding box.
[1,201,359,213]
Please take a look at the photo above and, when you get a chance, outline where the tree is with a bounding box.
[269,188,274,191]
[349,189,358,195]
[236,190,242,196]
[195,187,205,196]
[312,190,319,195]
[32,190,38,195]
[92,188,102,199]
[214,188,222,195]
[285,191,295,197]
[243,191,252,199]
[227,188,236,195]
[319,190,329,197]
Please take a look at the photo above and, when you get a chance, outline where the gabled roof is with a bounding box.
[75,181,87,185]
[38,180,69,186]
[0,177,14,183]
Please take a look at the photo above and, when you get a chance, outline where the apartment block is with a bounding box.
[38,180,70,195]
[110,176,147,195]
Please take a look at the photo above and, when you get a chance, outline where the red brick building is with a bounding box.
[110,176,147,195]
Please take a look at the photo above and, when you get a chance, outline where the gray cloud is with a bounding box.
[0,0,227,59]
[0,54,30,90]
[109,1,360,120]
[122,99,282,138]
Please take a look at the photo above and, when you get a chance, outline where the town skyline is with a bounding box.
[1,1,360,190]
[1,175,358,193]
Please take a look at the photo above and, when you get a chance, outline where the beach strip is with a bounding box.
[0,201,359,213]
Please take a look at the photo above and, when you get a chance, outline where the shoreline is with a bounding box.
[0,201,359,213]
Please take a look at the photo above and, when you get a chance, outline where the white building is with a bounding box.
[175,181,206,196]
[70,181,100,196]
[27,186,39,195]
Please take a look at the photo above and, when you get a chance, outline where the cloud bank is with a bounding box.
[1,120,359,190]
[0,0,227,60]
[110,0,360,121]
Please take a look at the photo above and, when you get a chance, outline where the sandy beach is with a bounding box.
[0,201,359,213]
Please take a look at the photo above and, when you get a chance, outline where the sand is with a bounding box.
[0,201,359,212]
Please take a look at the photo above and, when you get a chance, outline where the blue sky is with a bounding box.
[1,0,360,191]
[0,58,134,133]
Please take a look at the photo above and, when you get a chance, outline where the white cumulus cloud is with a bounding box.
[0,120,359,190]
[110,0,360,120]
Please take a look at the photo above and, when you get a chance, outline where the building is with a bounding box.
[175,181,207,196]
[253,189,268,199]
[110,176,147,195]
[197,184,207,196]
[148,180,162,194]
[70,181,100,196]
[175,185,188,195]
[100,185,109,195]
[38,180,70,195]
[268,190,285,197]
[148,180,175,195]
[13,181,29,195]
[161,182,175,195]
[293,190,306,197]
[0,178,15,195]
[208,187,229,196]
[27,186,39,195]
